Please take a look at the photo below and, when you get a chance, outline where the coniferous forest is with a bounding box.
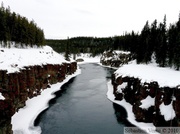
[47,14,180,70]
[0,4,45,47]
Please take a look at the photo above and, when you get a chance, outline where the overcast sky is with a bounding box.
[2,0,180,39]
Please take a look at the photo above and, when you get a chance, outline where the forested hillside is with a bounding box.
[0,4,45,47]
[46,37,113,56]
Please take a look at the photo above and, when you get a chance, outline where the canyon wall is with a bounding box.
[111,74,180,129]
[0,62,77,134]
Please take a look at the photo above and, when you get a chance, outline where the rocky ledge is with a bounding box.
[0,62,77,134]
[111,74,180,129]
[100,50,133,67]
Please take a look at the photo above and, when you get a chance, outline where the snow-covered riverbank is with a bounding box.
[11,53,100,134]
[106,60,180,134]
[12,68,81,134]
[107,81,159,134]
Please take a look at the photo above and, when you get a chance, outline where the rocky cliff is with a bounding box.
[100,50,133,67]
[111,74,180,130]
[0,62,77,134]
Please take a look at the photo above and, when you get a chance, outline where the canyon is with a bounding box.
[0,62,77,134]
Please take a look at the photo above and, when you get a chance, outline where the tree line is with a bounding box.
[0,4,45,47]
[114,15,180,70]
[46,37,113,56]
[46,14,180,70]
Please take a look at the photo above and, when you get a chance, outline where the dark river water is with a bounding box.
[35,63,133,134]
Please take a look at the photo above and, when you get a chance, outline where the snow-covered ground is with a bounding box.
[70,53,101,64]
[115,60,180,88]
[115,50,131,55]
[0,45,68,73]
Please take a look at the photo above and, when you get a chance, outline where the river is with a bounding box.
[34,63,133,134]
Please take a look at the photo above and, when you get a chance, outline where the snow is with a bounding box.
[72,53,101,64]
[117,82,127,93]
[101,50,131,63]
[139,96,155,110]
[0,45,68,73]
[115,61,180,87]
[0,93,5,100]
[159,102,176,121]
[115,50,131,55]
[107,81,159,134]
[12,68,81,134]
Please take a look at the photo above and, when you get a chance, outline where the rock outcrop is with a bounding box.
[0,62,77,134]
[111,74,180,129]
[100,50,133,67]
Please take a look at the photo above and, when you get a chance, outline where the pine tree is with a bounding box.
[0,4,6,46]
[64,37,70,61]
[149,19,158,60]
[155,15,168,67]
[167,24,176,67]
[136,21,151,63]
[172,14,180,70]
[0,5,45,47]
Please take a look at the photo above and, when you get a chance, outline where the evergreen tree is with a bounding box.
[173,34,180,70]
[172,14,180,70]
[167,24,176,67]
[136,21,151,63]
[64,37,70,61]
[0,4,6,45]
[0,4,45,47]
[149,19,158,60]
[155,15,168,67]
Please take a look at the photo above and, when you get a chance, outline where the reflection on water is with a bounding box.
[35,64,133,134]
[113,103,134,126]
[34,77,77,127]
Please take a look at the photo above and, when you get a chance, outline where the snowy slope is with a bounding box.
[115,60,180,87]
[0,46,68,73]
